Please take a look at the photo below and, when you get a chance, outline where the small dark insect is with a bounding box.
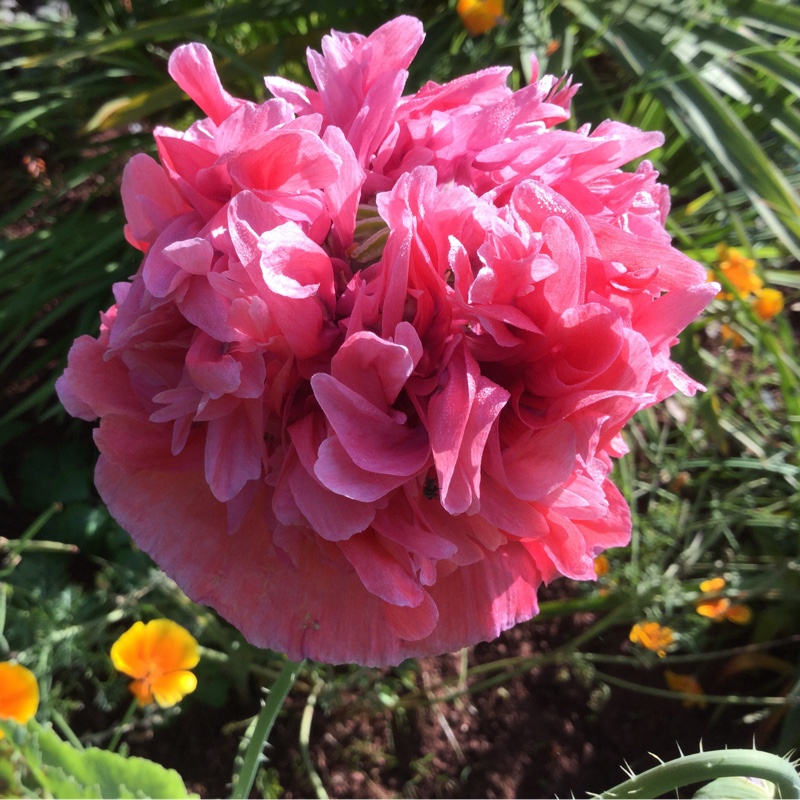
[423,475,439,500]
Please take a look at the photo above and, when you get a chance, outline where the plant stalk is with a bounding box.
[230,657,305,800]
[597,749,800,799]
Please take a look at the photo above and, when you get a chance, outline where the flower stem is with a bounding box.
[108,697,138,753]
[597,749,800,799]
[231,658,305,800]
[299,677,327,800]
[51,708,84,751]
[593,668,791,707]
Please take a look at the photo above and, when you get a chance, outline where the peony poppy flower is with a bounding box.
[0,662,39,737]
[664,669,706,708]
[629,622,674,657]
[457,0,507,36]
[56,16,718,666]
[111,620,200,707]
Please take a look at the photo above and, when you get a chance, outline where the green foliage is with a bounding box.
[521,0,800,258]
[0,720,196,799]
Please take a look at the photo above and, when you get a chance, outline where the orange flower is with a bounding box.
[699,577,725,592]
[719,323,745,349]
[664,670,706,708]
[0,662,39,738]
[593,554,610,576]
[695,578,752,625]
[629,622,674,657]
[111,620,200,707]
[752,288,784,321]
[712,245,762,299]
[457,0,507,36]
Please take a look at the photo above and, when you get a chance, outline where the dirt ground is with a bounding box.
[133,583,769,799]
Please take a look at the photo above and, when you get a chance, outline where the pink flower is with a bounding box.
[57,17,718,666]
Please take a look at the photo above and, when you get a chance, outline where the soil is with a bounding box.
[132,582,770,800]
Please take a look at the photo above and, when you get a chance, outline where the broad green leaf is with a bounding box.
[0,720,197,799]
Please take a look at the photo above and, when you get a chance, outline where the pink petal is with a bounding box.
[338,532,425,607]
[315,435,410,502]
[428,344,509,514]
[501,422,577,501]
[204,403,264,502]
[168,43,244,125]
[228,130,341,194]
[122,154,189,252]
[56,337,140,421]
[312,372,430,477]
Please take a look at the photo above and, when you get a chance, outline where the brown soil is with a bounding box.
[135,583,767,799]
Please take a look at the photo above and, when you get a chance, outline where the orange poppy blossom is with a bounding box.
[0,662,39,737]
[695,578,753,625]
[456,0,507,35]
[593,554,610,577]
[719,323,745,349]
[752,287,784,321]
[629,622,674,657]
[712,245,763,299]
[111,619,200,707]
[664,669,706,708]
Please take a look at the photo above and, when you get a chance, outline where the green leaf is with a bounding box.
[0,721,197,799]
[605,20,800,256]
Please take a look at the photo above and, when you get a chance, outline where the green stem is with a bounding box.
[108,696,138,753]
[230,658,305,800]
[597,749,800,799]
[51,708,84,751]
[593,668,792,707]
[299,677,328,800]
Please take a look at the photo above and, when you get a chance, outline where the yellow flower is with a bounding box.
[629,621,674,657]
[695,578,753,625]
[0,662,39,738]
[752,288,784,321]
[712,246,762,299]
[457,0,507,36]
[664,669,706,708]
[699,577,725,592]
[593,554,610,576]
[111,620,200,708]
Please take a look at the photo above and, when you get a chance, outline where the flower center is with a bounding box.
[346,204,389,269]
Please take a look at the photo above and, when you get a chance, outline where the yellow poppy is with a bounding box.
[629,622,674,657]
[0,662,39,738]
[664,670,706,708]
[111,619,200,708]
[457,0,507,36]
[752,288,784,321]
